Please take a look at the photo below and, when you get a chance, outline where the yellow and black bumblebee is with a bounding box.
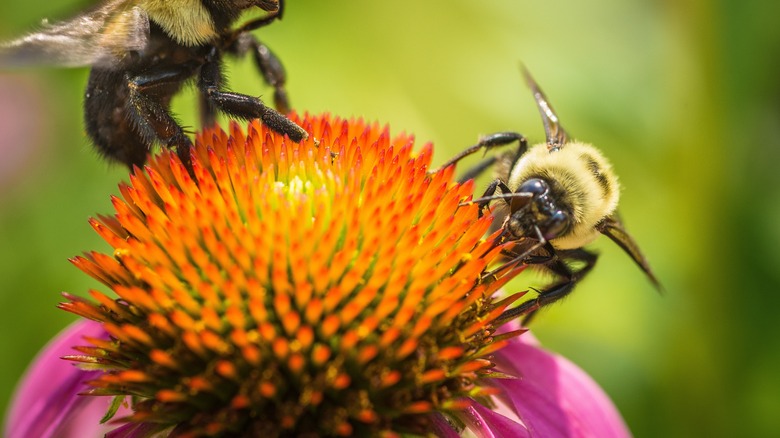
[0,0,307,168]
[440,68,660,323]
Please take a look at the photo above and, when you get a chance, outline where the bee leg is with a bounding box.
[235,0,285,32]
[198,49,307,142]
[229,32,290,113]
[125,68,196,170]
[501,239,555,265]
[486,225,549,279]
[498,248,598,325]
[436,132,528,177]
[476,179,515,214]
[198,93,219,128]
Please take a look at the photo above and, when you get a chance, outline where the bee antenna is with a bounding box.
[459,192,532,208]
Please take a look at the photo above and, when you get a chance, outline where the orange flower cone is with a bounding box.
[5,114,631,438]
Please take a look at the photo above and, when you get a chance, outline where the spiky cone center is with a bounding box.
[61,113,525,437]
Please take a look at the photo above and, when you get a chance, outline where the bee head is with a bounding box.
[506,178,571,242]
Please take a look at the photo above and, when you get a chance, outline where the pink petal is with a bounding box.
[8,321,630,438]
[460,402,532,438]
[429,413,464,438]
[490,324,632,438]
[4,320,118,438]
[105,422,165,438]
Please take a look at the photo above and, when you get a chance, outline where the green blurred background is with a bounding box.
[1,1,778,436]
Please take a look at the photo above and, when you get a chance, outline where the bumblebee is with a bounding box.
[0,0,308,168]
[439,68,660,323]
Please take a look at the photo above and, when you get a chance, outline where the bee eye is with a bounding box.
[544,211,570,240]
[518,178,548,196]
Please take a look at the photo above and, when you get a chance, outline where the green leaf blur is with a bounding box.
[1,1,777,437]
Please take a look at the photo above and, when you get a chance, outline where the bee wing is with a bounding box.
[521,66,569,149]
[0,0,149,69]
[597,214,662,291]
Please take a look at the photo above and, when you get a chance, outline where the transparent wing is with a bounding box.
[521,65,569,150]
[0,0,149,69]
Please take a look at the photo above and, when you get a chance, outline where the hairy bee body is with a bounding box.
[440,68,660,323]
[142,0,227,46]
[84,21,193,165]
[0,0,306,168]
[505,141,619,250]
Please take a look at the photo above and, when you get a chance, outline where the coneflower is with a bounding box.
[5,114,631,437]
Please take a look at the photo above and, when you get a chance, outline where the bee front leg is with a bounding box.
[498,248,598,325]
[198,49,307,142]
[436,132,528,179]
[227,0,290,114]
[229,32,290,114]
[125,68,195,169]
[474,179,514,214]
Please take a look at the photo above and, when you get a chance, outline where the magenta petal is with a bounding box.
[429,413,463,438]
[492,326,632,438]
[105,422,165,438]
[460,402,532,438]
[4,320,116,438]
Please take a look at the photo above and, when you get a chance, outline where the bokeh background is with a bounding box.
[1,1,778,436]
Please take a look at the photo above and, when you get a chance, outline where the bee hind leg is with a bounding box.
[125,68,195,170]
[498,248,599,325]
[198,49,307,142]
[229,32,290,114]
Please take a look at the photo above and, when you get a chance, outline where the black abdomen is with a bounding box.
[84,68,149,167]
